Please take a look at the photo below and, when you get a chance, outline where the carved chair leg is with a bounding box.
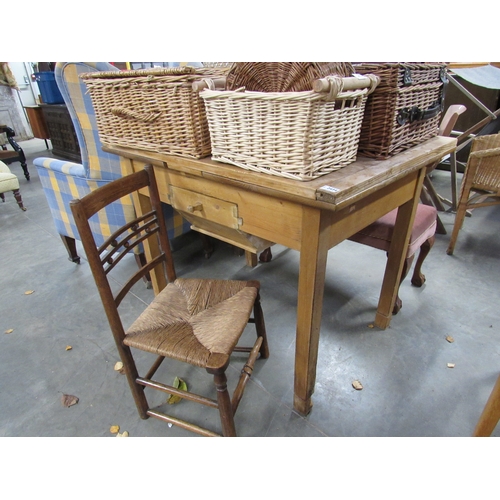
[20,160,30,181]
[211,370,237,437]
[411,235,435,287]
[60,235,80,264]
[12,188,26,211]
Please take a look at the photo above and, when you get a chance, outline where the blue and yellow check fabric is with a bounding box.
[34,62,191,248]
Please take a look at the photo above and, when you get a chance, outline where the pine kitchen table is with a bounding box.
[103,136,456,416]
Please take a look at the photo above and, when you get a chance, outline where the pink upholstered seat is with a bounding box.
[349,204,438,314]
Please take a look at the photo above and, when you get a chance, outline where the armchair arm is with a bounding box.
[34,157,86,177]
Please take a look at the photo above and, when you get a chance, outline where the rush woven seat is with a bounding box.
[70,165,269,437]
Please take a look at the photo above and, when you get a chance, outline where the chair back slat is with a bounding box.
[70,166,176,338]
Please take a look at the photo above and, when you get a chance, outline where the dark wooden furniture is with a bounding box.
[70,166,269,437]
[24,106,50,148]
[0,125,29,180]
[40,104,81,162]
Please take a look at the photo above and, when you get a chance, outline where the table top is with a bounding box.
[104,136,456,211]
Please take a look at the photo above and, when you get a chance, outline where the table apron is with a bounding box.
[130,160,420,254]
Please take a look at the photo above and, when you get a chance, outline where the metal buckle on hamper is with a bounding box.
[396,106,422,125]
[403,68,413,86]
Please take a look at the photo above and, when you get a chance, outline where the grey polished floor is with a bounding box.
[1,138,499,438]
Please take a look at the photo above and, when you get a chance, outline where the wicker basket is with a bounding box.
[353,62,448,159]
[199,74,379,181]
[225,62,355,92]
[81,66,227,159]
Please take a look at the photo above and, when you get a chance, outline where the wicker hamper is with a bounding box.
[353,62,448,159]
[225,62,355,92]
[199,74,379,181]
[81,66,228,159]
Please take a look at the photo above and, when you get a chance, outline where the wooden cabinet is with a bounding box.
[25,106,50,140]
[40,104,81,162]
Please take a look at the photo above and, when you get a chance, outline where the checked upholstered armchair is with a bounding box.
[34,62,192,265]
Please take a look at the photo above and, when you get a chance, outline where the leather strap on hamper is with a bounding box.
[397,101,442,125]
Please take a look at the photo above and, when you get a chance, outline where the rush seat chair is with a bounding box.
[70,165,269,437]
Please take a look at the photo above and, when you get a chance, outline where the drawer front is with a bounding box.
[169,186,240,229]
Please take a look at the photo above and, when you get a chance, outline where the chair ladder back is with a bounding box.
[70,165,174,327]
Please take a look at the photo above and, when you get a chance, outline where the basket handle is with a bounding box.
[110,107,161,123]
[192,77,227,92]
[312,74,380,97]
[396,101,442,125]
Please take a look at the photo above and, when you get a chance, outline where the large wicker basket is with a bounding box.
[225,62,354,92]
[199,74,379,181]
[353,62,448,159]
[81,66,227,159]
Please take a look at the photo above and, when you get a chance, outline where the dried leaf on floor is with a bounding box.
[352,380,363,390]
[61,394,79,407]
[5,329,13,334]
[116,431,129,437]
[368,324,374,329]
[24,290,34,295]
[446,336,455,343]
[110,425,120,434]
[65,345,72,351]
[167,377,188,404]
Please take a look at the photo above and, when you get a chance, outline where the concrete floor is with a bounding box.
[1,138,499,438]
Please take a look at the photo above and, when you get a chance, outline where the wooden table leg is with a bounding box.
[473,373,500,437]
[293,207,330,415]
[375,168,426,329]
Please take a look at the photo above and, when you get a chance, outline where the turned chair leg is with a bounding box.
[212,370,237,437]
[13,188,27,211]
[60,235,80,264]
[20,160,30,181]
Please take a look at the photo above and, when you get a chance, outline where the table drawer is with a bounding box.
[169,185,240,229]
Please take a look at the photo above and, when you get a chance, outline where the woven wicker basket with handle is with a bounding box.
[353,62,448,159]
[81,66,228,159]
[199,74,379,181]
